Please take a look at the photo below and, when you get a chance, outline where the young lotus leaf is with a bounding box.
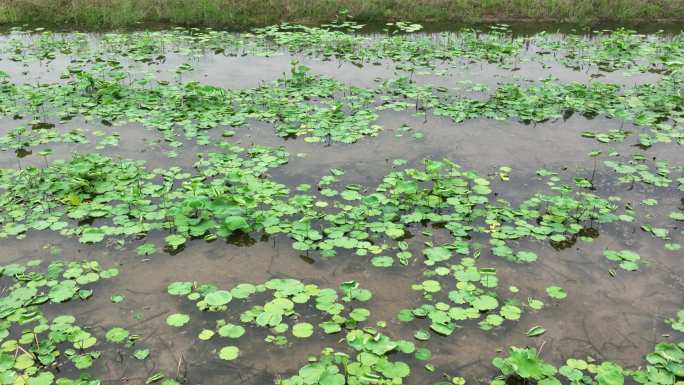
[473,295,498,311]
[218,324,245,339]
[546,286,567,300]
[166,313,190,327]
[528,298,544,310]
[397,309,415,322]
[349,308,370,322]
[500,305,522,320]
[423,247,451,263]
[292,322,314,338]
[666,310,684,332]
[415,347,432,361]
[371,256,394,267]
[165,234,186,249]
[256,310,283,327]
[134,349,150,360]
[421,280,442,293]
[218,346,240,361]
[665,243,681,251]
[319,322,342,334]
[223,216,249,233]
[515,251,538,263]
[79,228,105,244]
[26,372,54,385]
[230,283,257,299]
[49,281,79,302]
[377,361,411,379]
[431,321,456,336]
[136,243,158,256]
[100,268,119,279]
[595,362,624,385]
[414,329,431,341]
[205,290,232,307]
[604,249,641,271]
[105,327,129,343]
[527,326,546,337]
[199,329,215,340]
[167,281,193,296]
[493,347,553,380]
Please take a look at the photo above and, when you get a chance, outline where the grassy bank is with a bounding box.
[1,0,683,29]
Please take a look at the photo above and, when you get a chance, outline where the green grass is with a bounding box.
[1,0,683,29]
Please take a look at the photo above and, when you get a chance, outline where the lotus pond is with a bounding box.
[0,22,683,385]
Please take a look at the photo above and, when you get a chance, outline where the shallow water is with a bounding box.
[0,27,682,385]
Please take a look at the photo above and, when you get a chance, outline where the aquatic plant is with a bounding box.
[166,279,375,358]
[0,259,118,384]
[491,340,684,385]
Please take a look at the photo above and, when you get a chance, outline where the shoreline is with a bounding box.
[2,0,683,30]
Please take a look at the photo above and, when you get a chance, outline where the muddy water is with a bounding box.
[0,30,683,385]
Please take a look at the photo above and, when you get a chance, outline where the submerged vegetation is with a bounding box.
[0,20,683,385]
[0,259,119,384]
